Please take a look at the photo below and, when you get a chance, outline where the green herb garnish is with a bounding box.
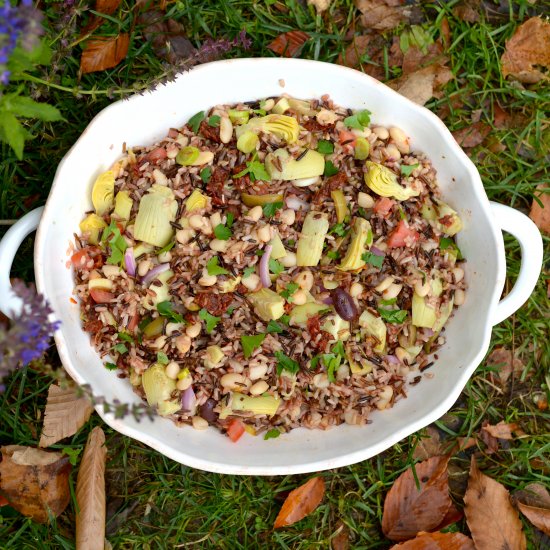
[361,251,384,268]
[268,258,284,275]
[266,320,285,334]
[157,351,169,365]
[208,115,221,127]
[157,301,185,323]
[235,160,271,182]
[200,166,212,183]
[157,240,175,255]
[317,139,334,154]
[344,109,371,130]
[101,221,128,266]
[440,237,464,260]
[243,266,256,278]
[280,282,299,301]
[206,256,230,276]
[378,308,408,324]
[275,351,300,375]
[199,308,221,333]
[241,334,266,359]
[380,298,397,306]
[188,111,205,133]
[264,429,281,440]
[226,212,235,228]
[324,160,339,177]
[401,163,419,177]
[262,201,283,218]
[117,332,133,343]
[214,223,232,241]
[329,223,348,237]
[105,362,117,371]
[112,343,128,355]
[326,250,340,260]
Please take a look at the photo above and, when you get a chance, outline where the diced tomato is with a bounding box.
[71,249,91,268]
[387,220,420,248]
[338,130,356,147]
[373,197,395,217]
[90,289,115,304]
[226,419,245,442]
[146,147,167,163]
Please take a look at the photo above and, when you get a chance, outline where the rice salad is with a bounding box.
[72,95,466,442]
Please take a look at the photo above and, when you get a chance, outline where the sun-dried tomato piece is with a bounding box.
[195,292,234,316]
[232,163,251,192]
[207,167,229,206]
[306,315,332,352]
[312,171,348,204]
[302,118,335,132]
[199,120,221,143]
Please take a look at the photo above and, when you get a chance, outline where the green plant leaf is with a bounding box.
[0,112,25,159]
[6,96,63,122]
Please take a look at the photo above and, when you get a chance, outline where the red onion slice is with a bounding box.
[259,244,273,288]
[386,354,400,365]
[181,385,196,411]
[141,263,170,286]
[370,246,385,256]
[124,247,136,277]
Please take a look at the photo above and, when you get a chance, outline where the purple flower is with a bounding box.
[0,281,60,391]
[0,0,44,87]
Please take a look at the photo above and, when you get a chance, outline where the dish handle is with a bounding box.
[490,201,543,326]
[0,207,44,319]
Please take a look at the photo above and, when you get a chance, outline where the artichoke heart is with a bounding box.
[364,161,419,201]
[265,148,325,181]
[238,114,300,144]
[143,269,174,310]
[339,217,372,271]
[231,392,280,416]
[289,302,329,326]
[322,314,351,341]
[422,198,463,236]
[79,213,107,245]
[346,343,374,375]
[268,231,287,260]
[134,185,178,247]
[248,288,285,321]
[359,310,386,353]
[142,363,178,416]
[91,170,115,216]
[114,191,133,221]
[288,98,317,116]
[185,189,208,212]
[296,211,329,267]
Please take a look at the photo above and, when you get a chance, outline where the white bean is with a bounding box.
[263,98,275,111]
[166,322,185,336]
[384,144,401,160]
[102,265,121,278]
[152,168,168,186]
[383,283,403,300]
[198,274,217,287]
[192,416,209,430]
[185,322,202,338]
[452,267,465,283]
[176,228,194,244]
[176,375,193,391]
[151,336,167,350]
[220,373,247,390]
[389,126,410,153]
[175,335,191,354]
[165,361,180,379]
[454,289,466,306]
[313,373,330,389]
[158,251,172,263]
[357,192,375,209]
[219,117,233,144]
[209,239,229,253]
[294,270,314,291]
[280,251,297,268]
[395,347,414,365]
[280,209,295,226]
[249,364,268,380]
[375,276,394,293]
[189,214,205,230]
[350,282,364,298]
[414,280,430,297]
[292,289,307,305]
[210,212,222,228]
[242,273,260,291]
[373,127,389,140]
[249,380,269,396]
[247,205,263,222]
[376,385,394,410]
[137,260,152,277]
[256,225,272,243]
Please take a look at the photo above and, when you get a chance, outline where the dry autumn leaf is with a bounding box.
[274,477,325,528]
[452,121,491,148]
[486,346,526,389]
[382,455,452,541]
[76,427,107,550]
[482,421,519,440]
[515,483,550,536]
[464,456,526,550]
[81,0,122,36]
[501,17,550,83]
[39,383,94,448]
[268,31,310,58]
[0,445,71,523]
[454,0,481,23]
[390,531,475,549]
[413,426,444,460]
[529,184,550,234]
[81,34,130,74]
[355,0,407,31]
[337,34,386,80]
[331,521,350,550]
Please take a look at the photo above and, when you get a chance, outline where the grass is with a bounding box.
[1,0,549,548]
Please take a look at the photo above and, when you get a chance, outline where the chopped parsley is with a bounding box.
[440,237,464,260]
[199,308,221,333]
[157,301,185,323]
[362,251,384,268]
[268,258,284,275]
[101,221,127,266]
[401,163,419,177]
[200,166,212,183]
[264,429,281,440]
[206,256,229,276]
[266,320,285,334]
[324,160,339,177]
[227,306,235,316]
[112,343,128,355]
[105,362,117,371]
[310,341,346,382]
[329,223,349,237]
[241,334,266,359]
[378,308,408,324]
[280,282,299,301]
[344,109,371,130]
[262,201,283,218]
[357,207,369,219]
[326,250,340,260]
[379,297,397,306]
[214,223,232,240]
[275,351,300,376]
[243,266,256,278]
[317,139,334,154]
[286,238,296,247]
[188,111,205,133]
[226,212,235,228]
[156,351,169,365]
[208,115,221,127]
[280,314,290,325]
[235,160,271,182]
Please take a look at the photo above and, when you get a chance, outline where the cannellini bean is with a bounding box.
[192,416,209,430]
[350,282,364,298]
[176,228,194,244]
[166,322,184,336]
[152,168,168,186]
[242,273,260,291]
[375,276,394,293]
[210,212,222,228]
[344,410,362,425]
[165,361,180,379]
[414,280,430,297]
[336,364,350,381]
[176,134,188,146]
[373,127,389,140]
[158,251,172,263]
[186,322,202,338]
[316,109,339,125]
[292,289,307,306]
[102,265,121,278]
[454,289,466,306]
[395,347,414,365]
[247,205,263,222]
[249,364,268,380]
[210,239,229,253]
[313,373,330,389]
[219,117,233,144]
[249,380,269,396]
[175,335,192,354]
[256,224,272,243]
[452,267,465,283]
[166,145,179,159]
[357,192,375,209]
[151,336,167,350]
[263,98,275,111]
[176,375,193,391]
[389,126,410,153]
[198,274,217,287]
[280,251,297,268]
[137,259,152,277]
[383,283,403,300]
[376,385,394,410]
[280,209,295,226]
[294,270,314,291]
[220,373,247,390]
[384,144,401,160]
[189,214,205,230]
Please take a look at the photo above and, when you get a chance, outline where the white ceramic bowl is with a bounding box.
[0,59,543,475]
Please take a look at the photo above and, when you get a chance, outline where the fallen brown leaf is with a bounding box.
[493,104,510,129]
[355,0,407,31]
[307,0,331,13]
[479,421,500,454]
[482,421,519,440]
[390,531,475,549]
[529,184,550,234]
[81,0,122,36]
[80,34,130,74]
[76,427,107,550]
[382,455,452,541]
[331,521,350,550]
[268,30,310,58]
[454,0,481,23]
[486,346,526,388]
[515,483,550,536]
[39,383,94,448]
[413,426,444,460]
[274,477,325,528]
[0,495,9,507]
[0,446,71,523]
[452,122,491,148]
[464,456,526,550]
[501,17,550,83]
[137,10,196,64]
[337,34,386,80]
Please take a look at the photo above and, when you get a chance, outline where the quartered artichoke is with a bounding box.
[134,185,178,247]
[141,363,180,416]
[91,170,115,216]
[236,114,300,144]
[421,198,463,236]
[358,309,386,353]
[79,213,107,245]
[114,191,133,221]
[339,217,372,271]
[265,148,325,181]
[364,161,420,201]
